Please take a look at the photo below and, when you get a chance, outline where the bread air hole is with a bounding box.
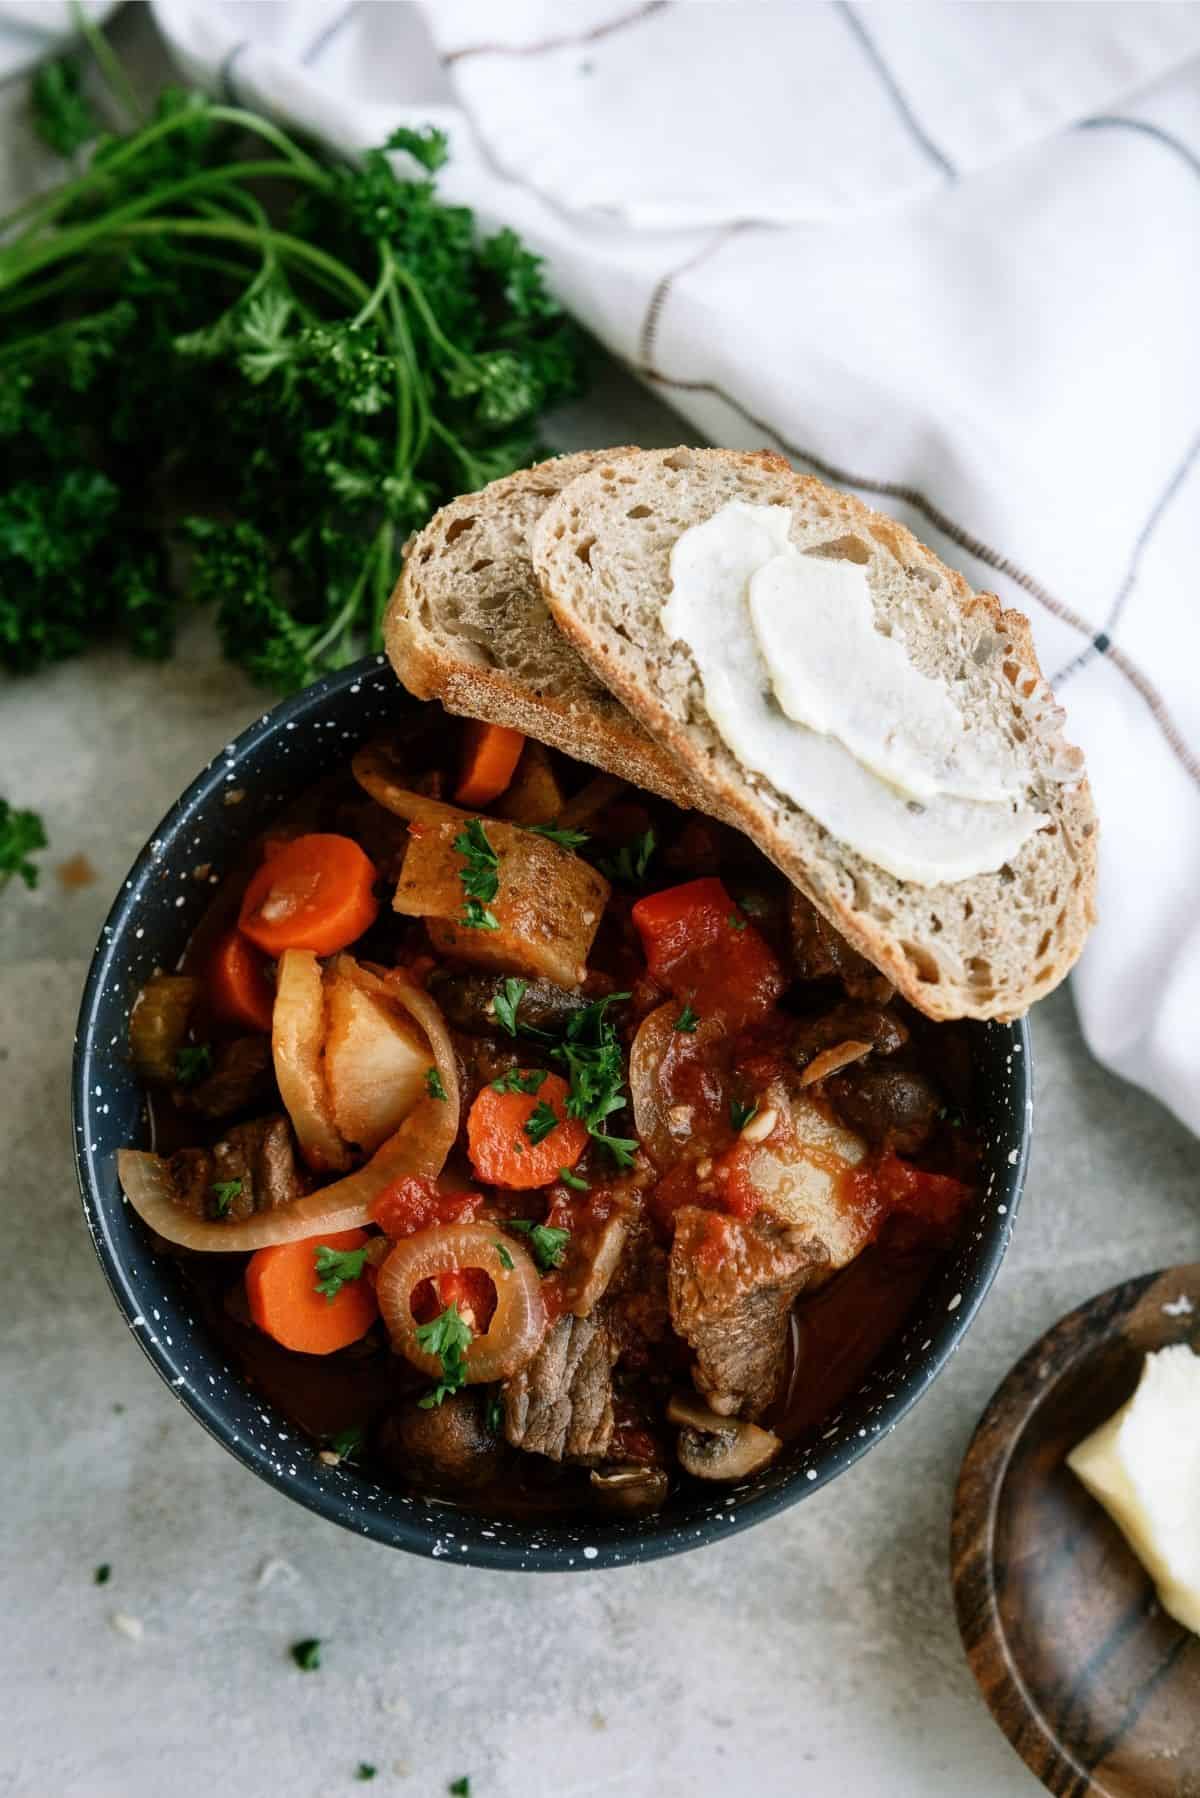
[470,559,493,574]
[1036,929,1052,958]
[444,516,476,545]
[627,505,652,519]
[575,538,595,566]
[807,534,871,564]
[902,941,941,984]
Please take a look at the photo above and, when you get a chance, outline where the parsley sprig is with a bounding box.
[0,797,47,892]
[1,24,585,691]
[523,1099,560,1144]
[209,1178,242,1217]
[490,1066,547,1095]
[552,994,637,1167]
[507,1219,570,1271]
[453,818,500,931]
[313,1244,368,1301]
[416,1302,472,1407]
[527,822,589,849]
[597,827,656,885]
[425,1065,447,1101]
[175,1042,213,1085]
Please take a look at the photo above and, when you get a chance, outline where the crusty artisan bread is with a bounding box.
[532,446,1097,1022]
[384,451,701,810]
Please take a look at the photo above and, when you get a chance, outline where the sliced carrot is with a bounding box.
[239,833,378,957]
[245,1228,378,1355]
[454,721,525,808]
[209,928,276,1033]
[466,1070,587,1190]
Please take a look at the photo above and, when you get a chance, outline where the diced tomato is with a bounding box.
[631,877,785,1031]
[436,1266,497,1332]
[649,1157,731,1233]
[369,1175,484,1239]
[838,1153,970,1239]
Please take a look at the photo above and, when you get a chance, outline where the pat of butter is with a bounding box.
[1067,1345,1200,1635]
[663,501,1046,886]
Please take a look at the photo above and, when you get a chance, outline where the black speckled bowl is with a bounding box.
[73,656,1030,1571]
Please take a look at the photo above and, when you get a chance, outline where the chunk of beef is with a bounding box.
[668,1207,828,1418]
[380,1392,503,1492]
[790,1002,907,1071]
[787,889,893,1003]
[432,972,587,1039]
[826,1066,940,1155]
[167,1114,307,1221]
[177,1036,274,1120]
[503,1312,617,1462]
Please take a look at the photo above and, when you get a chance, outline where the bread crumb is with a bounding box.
[56,853,97,889]
[110,1612,143,1641]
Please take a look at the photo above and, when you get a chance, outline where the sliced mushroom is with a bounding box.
[796,1038,873,1089]
[589,1465,670,1514]
[667,1392,781,1482]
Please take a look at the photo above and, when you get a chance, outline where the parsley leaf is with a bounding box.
[0,798,47,892]
[494,1241,515,1270]
[355,1766,377,1783]
[454,819,501,930]
[597,827,656,884]
[527,822,590,849]
[290,1638,322,1672]
[416,1302,472,1407]
[552,993,636,1166]
[524,1099,560,1144]
[730,1098,759,1132]
[493,976,527,1037]
[558,1166,589,1191]
[328,1425,364,1463]
[506,1219,570,1271]
[31,55,98,157]
[485,1393,503,1433]
[425,1065,447,1101]
[209,1178,242,1218]
[674,1003,700,1033]
[175,1043,213,1085]
[727,911,748,932]
[938,1104,966,1129]
[491,1066,547,1095]
[94,1563,111,1585]
[313,1244,368,1301]
[449,1781,471,1797]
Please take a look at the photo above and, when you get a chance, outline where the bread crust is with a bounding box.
[532,446,1098,1022]
[384,451,702,810]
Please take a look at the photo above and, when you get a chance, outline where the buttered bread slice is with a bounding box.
[532,446,1096,1022]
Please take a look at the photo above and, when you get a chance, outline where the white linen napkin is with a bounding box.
[13,1,1200,1135]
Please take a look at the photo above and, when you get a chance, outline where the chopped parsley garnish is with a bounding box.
[674,1003,700,1033]
[355,1767,377,1783]
[493,976,527,1037]
[730,1098,759,1132]
[175,1042,213,1085]
[313,1244,368,1302]
[527,822,590,849]
[727,911,747,932]
[485,1393,503,1433]
[939,1104,965,1128]
[291,1638,322,1672]
[490,1066,547,1095]
[209,1178,243,1218]
[425,1064,447,1101]
[558,1166,589,1191]
[94,1563,111,1585]
[416,1302,472,1407]
[524,1099,560,1145]
[0,797,47,891]
[552,992,636,1167]
[506,1219,570,1272]
[598,826,656,884]
[449,1781,471,1797]
[454,818,500,930]
[494,1242,515,1271]
[328,1425,364,1462]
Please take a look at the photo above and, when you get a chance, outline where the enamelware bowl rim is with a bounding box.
[73,655,1031,1571]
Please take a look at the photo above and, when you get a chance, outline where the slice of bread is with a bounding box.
[384,451,700,810]
[532,446,1097,1022]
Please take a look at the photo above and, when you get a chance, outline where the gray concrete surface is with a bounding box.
[4,11,1199,1797]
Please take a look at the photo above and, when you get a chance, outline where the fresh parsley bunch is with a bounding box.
[0,13,586,691]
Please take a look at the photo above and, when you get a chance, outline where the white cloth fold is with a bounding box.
[11,0,1200,1133]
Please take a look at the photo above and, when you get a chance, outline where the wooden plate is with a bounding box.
[952,1265,1200,1796]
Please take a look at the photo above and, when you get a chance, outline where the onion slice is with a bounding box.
[630,1002,726,1171]
[377,1224,546,1383]
[272,948,349,1173]
[351,744,460,828]
[117,971,461,1253]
